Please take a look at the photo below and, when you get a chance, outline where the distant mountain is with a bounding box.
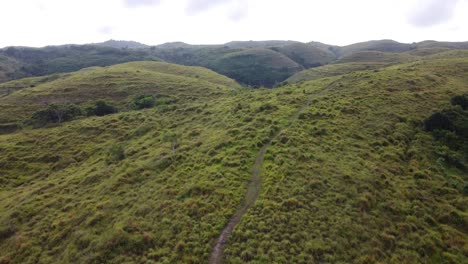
[338,39,414,56]
[416,40,468,49]
[94,39,149,49]
[210,48,303,87]
[3,39,468,88]
[0,45,160,82]
[224,40,299,49]
[271,43,337,68]
[155,42,214,49]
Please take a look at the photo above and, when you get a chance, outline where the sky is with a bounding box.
[0,0,467,48]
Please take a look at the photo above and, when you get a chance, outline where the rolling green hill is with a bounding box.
[209,48,303,87]
[271,43,337,68]
[338,39,414,56]
[335,50,416,64]
[0,55,22,82]
[0,50,467,264]
[0,45,161,83]
[94,40,149,49]
[0,61,239,125]
[284,62,388,84]
[2,39,468,88]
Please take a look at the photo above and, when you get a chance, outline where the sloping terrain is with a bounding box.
[0,55,22,82]
[0,61,239,124]
[2,39,468,88]
[338,39,414,56]
[271,43,336,68]
[210,48,303,87]
[0,51,467,264]
[335,50,416,64]
[94,40,149,49]
[224,53,468,263]
[284,62,388,84]
[0,45,161,83]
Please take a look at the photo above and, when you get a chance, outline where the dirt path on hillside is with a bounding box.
[208,93,315,264]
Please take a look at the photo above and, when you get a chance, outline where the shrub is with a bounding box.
[87,101,118,116]
[31,103,82,126]
[131,95,156,110]
[424,112,453,132]
[450,94,468,110]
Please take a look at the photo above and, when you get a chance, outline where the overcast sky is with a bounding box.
[1,0,467,48]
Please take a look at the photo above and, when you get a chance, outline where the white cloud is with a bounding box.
[124,0,161,8]
[0,0,467,48]
[408,0,460,27]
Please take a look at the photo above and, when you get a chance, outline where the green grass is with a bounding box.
[284,62,388,84]
[210,48,303,87]
[335,50,416,64]
[0,45,161,83]
[0,61,239,124]
[0,52,467,263]
[271,43,336,68]
[224,55,468,263]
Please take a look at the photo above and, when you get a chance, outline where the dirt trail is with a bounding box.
[208,95,313,264]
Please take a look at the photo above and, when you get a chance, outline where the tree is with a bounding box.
[94,101,117,116]
[86,101,117,116]
[31,103,82,126]
[451,94,468,110]
[131,95,155,110]
[424,112,453,132]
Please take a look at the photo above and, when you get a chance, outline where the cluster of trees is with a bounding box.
[29,94,174,127]
[31,101,117,127]
[424,94,468,134]
[424,94,468,170]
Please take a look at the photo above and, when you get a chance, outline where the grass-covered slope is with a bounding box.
[0,52,467,264]
[271,43,337,68]
[335,50,416,64]
[0,45,161,83]
[0,55,22,82]
[0,61,306,263]
[338,39,414,56]
[284,62,388,84]
[0,61,239,124]
[211,48,303,87]
[224,55,468,263]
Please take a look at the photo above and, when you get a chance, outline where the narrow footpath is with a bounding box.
[208,93,314,264]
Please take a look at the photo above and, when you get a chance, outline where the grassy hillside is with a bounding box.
[0,55,22,82]
[0,45,161,83]
[338,39,414,56]
[0,61,305,263]
[224,40,299,49]
[417,40,468,50]
[335,50,416,64]
[210,48,303,87]
[284,62,388,84]
[0,61,239,125]
[224,54,468,263]
[94,40,149,49]
[271,43,336,68]
[2,40,468,88]
[0,51,467,264]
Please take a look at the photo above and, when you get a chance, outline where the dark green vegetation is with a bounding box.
[3,39,468,88]
[0,45,161,82]
[0,43,467,264]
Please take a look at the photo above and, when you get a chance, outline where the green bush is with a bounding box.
[31,103,82,126]
[450,94,468,110]
[86,101,118,116]
[424,112,453,132]
[131,95,156,110]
